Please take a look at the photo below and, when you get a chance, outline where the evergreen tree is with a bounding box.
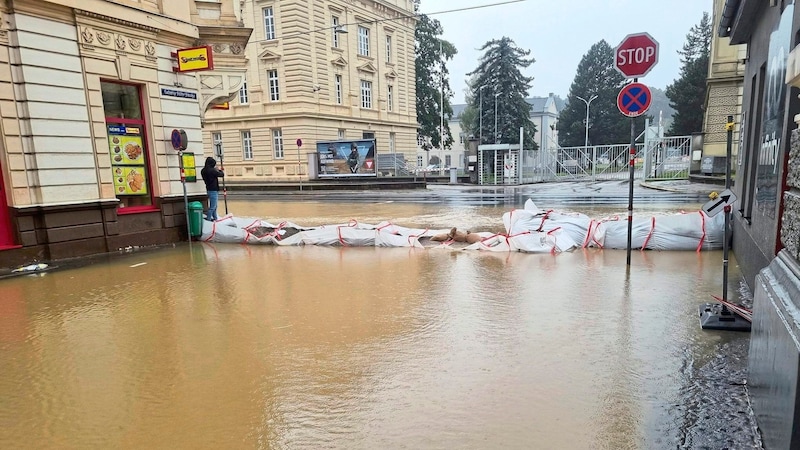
[465,37,537,149]
[415,9,456,150]
[558,40,635,147]
[459,76,478,139]
[666,12,711,135]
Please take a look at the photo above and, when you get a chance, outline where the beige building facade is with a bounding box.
[203,0,418,181]
[0,0,250,266]
[702,0,746,164]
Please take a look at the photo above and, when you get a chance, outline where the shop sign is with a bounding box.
[174,45,214,72]
[211,102,230,110]
[161,88,198,100]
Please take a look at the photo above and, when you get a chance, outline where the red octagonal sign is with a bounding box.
[614,32,659,78]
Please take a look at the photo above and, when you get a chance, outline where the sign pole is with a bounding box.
[722,115,734,302]
[296,138,303,192]
[626,81,636,266]
[179,150,191,247]
[218,149,228,215]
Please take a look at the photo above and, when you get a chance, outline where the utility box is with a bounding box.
[701,156,727,175]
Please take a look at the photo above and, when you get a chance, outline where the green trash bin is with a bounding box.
[188,201,204,238]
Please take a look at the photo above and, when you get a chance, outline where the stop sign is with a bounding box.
[614,32,659,78]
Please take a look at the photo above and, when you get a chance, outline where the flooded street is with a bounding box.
[0,194,755,449]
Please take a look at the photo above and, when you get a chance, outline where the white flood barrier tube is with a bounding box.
[199,199,724,254]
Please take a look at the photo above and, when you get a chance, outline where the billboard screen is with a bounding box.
[316,139,377,178]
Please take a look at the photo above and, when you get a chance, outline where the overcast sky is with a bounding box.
[418,0,712,104]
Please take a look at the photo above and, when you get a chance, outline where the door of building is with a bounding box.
[0,161,16,248]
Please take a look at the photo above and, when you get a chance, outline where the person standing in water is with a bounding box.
[201,157,224,221]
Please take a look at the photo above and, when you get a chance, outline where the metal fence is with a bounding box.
[475,135,692,185]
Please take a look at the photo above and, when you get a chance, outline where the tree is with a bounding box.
[465,37,536,149]
[459,76,478,140]
[415,7,457,150]
[666,12,711,135]
[558,40,637,147]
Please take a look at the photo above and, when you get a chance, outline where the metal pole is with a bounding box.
[723,115,734,302]
[626,81,637,266]
[479,86,483,144]
[217,146,228,215]
[179,151,191,246]
[440,40,444,167]
[494,93,499,144]
[297,143,303,191]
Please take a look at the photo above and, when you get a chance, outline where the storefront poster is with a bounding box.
[108,127,145,165]
[113,166,148,195]
[316,139,377,178]
[756,4,793,220]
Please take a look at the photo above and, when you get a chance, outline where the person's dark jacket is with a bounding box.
[201,157,224,191]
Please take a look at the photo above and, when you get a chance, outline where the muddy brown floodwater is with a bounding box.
[0,199,759,449]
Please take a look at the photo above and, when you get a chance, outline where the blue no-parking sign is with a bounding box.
[617,82,652,118]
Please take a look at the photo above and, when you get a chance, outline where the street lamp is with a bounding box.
[575,94,598,150]
[494,92,500,144]
[479,85,486,144]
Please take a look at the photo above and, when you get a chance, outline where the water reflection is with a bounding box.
[0,200,746,449]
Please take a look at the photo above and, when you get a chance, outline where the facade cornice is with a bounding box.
[75,9,161,34]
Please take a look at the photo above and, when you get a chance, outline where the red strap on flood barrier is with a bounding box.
[696,211,707,253]
[547,227,562,255]
[641,216,656,251]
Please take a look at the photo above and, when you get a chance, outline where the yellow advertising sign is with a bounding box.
[211,102,230,110]
[175,46,214,72]
[182,152,197,182]
[112,166,149,196]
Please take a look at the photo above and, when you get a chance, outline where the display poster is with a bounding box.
[112,166,148,195]
[316,139,377,178]
[182,152,197,182]
[756,3,793,220]
[108,124,149,195]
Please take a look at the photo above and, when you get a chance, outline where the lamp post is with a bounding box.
[575,94,598,150]
[494,92,500,144]
[479,85,486,144]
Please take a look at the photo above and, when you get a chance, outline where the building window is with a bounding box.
[387,85,394,112]
[459,133,464,144]
[358,26,370,56]
[273,129,284,159]
[385,35,392,63]
[332,15,340,48]
[242,130,253,160]
[335,74,343,104]
[445,155,451,167]
[212,132,223,158]
[417,155,423,166]
[360,80,372,108]
[101,81,153,210]
[417,135,425,146]
[263,7,276,40]
[239,75,248,104]
[363,131,375,140]
[338,129,345,140]
[268,69,280,101]
[389,132,395,153]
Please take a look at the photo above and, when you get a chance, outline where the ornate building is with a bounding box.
[0,0,250,266]
[202,0,418,181]
[701,0,746,166]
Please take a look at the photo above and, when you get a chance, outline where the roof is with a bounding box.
[450,94,564,120]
